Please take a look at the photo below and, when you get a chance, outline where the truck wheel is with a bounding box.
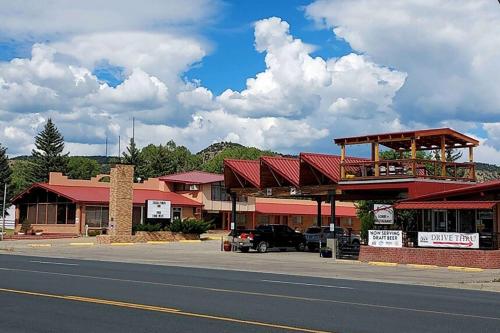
[257,241,269,253]
[296,242,306,252]
[240,247,250,253]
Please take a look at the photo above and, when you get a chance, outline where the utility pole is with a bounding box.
[1,183,6,241]
[105,136,108,158]
[118,135,121,163]
[132,117,135,142]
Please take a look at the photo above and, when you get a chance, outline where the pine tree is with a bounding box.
[31,119,68,182]
[122,138,143,181]
[0,144,13,218]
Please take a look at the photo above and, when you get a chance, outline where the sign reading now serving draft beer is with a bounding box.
[368,230,402,248]
[373,204,394,225]
[418,232,479,249]
[146,200,171,219]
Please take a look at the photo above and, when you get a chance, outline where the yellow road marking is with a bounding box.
[179,240,202,243]
[70,243,94,246]
[448,266,484,272]
[29,244,51,247]
[1,267,499,322]
[110,243,135,246]
[406,264,438,269]
[147,241,170,244]
[0,288,330,333]
[368,261,398,267]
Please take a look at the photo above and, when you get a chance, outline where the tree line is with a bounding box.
[0,119,275,206]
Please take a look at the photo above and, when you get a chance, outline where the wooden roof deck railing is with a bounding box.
[340,158,476,182]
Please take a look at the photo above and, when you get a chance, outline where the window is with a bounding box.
[57,204,66,224]
[258,215,269,225]
[459,210,475,233]
[172,207,182,221]
[291,216,302,225]
[211,182,229,201]
[37,204,47,224]
[85,206,109,228]
[477,210,493,233]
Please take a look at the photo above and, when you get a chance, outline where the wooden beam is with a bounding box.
[340,144,346,179]
[441,135,446,177]
[469,146,474,163]
[374,142,380,177]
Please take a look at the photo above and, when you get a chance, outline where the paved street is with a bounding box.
[0,254,499,333]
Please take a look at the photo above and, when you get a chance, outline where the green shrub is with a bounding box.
[87,229,102,237]
[20,219,32,234]
[133,223,163,233]
[169,218,212,235]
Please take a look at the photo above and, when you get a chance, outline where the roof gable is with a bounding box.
[260,156,300,187]
[159,171,224,184]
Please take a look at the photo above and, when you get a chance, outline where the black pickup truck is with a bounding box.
[230,224,306,253]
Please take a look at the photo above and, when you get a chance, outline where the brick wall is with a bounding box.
[108,165,134,236]
[359,246,500,269]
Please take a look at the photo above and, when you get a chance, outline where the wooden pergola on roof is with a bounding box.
[334,128,479,180]
[334,128,479,151]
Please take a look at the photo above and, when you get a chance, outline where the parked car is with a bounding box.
[230,224,306,253]
[304,226,360,251]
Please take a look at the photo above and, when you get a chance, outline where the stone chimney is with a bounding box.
[108,164,134,236]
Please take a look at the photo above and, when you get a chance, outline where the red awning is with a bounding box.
[395,201,497,210]
[256,203,356,217]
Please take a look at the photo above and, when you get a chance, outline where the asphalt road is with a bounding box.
[0,254,499,333]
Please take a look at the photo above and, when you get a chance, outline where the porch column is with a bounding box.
[340,144,346,179]
[411,138,417,176]
[441,135,446,177]
[374,142,380,177]
[329,191,336,239]
[230,192,237,232]
[316,196,322,227]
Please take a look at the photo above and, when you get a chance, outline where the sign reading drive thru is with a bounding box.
[147,200,171,219]
[368,230,402,248]
[418,232,479,249]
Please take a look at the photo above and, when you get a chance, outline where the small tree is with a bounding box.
[31,119,68,182]
[0,144,12,217]
[67,157,101,179]
[122,138,143,181]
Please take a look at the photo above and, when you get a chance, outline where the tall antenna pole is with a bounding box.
[118,135,121,163]
[132,117,135,142]
[105,136,108,158]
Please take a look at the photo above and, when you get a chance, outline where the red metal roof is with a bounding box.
[260,156,300,187]
[159,171,224,184]
[14,183,201,206]
[224,159,261,188]
[300,153,367,183]
[395,201,497,210]
[256,202,356,217]
[403,179,500,201]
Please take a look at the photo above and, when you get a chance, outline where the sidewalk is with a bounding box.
[1,237,499,292]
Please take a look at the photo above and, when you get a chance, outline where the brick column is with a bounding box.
[108,164,134,236]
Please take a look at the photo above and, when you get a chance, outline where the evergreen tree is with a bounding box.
[31,119,68,182]
[122,138,143,181]
[0,144,13,217]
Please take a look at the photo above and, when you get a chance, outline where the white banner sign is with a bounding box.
[418,232,479,249]
[374,204,394,225]
[147,200,171,219]
[369,230,402,248]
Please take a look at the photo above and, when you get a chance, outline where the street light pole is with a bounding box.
[1,183,6,241]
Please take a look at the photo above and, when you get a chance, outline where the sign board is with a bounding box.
[266,188,273,196]
[146,200,171,219]
[368,230,402,248]
[418,232,479,249]
[374,204,394,225]
[329,223,335,232]
[230,222,235,230]
[290,187,301,196]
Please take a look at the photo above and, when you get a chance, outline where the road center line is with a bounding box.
[261,279,354,289]
[0,266,499,321]
[29,260,79,266]
[0,288,330,333]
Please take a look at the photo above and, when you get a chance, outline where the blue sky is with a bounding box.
[0,0,499,163]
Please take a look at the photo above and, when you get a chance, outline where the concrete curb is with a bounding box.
[146,241,170,244]
[368,261,398,267]
[179,240,202,243]
[447,266,484,272]
[70,243,94,246]
[110,243,135,246]
[406,264,438,269]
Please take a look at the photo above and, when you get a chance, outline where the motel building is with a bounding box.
[223,128,500,269]
[11,170,358,236]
